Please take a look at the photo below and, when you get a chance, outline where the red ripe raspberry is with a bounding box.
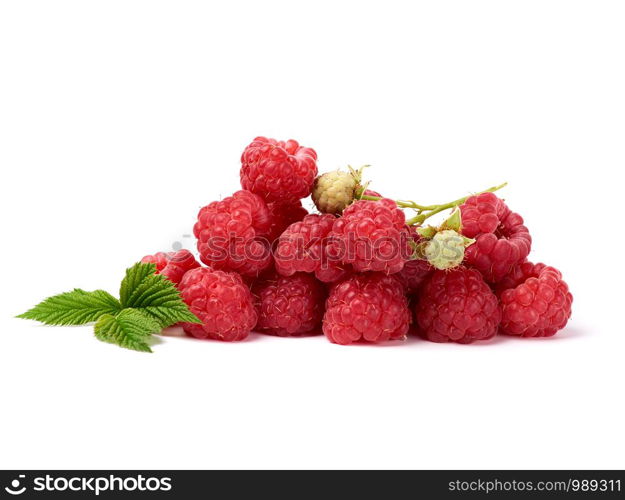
[362,189,382,197]
[499,263,572,337]
[395,227,433,294]
[141,249,200,286]
[240,137,318,203]
[460,192,531,283]
[415,267,501,343]
[396,259,434,295]
[274,214,350,283]
[329,198,410,274]
[494,260,543,295]
[252,273,326,336]
[194,190,273,278]
[178,267,257,341]
[141,252,169,271]
[313,261,352,283]
[265,200,308,242]
[323,273,410,345]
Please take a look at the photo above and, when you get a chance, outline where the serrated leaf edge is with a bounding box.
[16,289,122,326]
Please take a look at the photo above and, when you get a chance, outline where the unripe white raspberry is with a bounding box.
[312,168,362,215]
[424,230,472,270]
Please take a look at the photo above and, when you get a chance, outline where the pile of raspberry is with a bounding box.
[141,136,573,345]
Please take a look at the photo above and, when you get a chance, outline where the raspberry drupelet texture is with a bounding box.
[140,249,200,286]
[252,273,326,336]
[328,198,410,274]
[240,137,318,203]
[265,200,308,242]
[415,267,501,343]
[274,214,351,283]
[498,262,572,337]
[362,189,382,198]
[459,192,531,283]
[311,167,371,215]
[323,273,411,345]
[194,190,273,278]
[313,260,352,283]
[312,169,357,215]
[141,252,170,272]
[494,260,543,295]
[395,227,434,294]
[396,259,434,295]
[178,267,257,341]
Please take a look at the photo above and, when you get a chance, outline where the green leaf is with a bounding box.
[18,262,200,354]
[119,262,201,327]
[440,209,462,232]
[461,235,476,248]
[119,262,157,307]
[17,289,121,325]
[140,304,201,327]
[94,309,161,353]
[417,225,438,239]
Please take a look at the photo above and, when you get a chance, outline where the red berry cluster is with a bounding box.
[141,136,573,345]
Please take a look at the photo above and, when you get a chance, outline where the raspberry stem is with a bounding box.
[359,182,507,226]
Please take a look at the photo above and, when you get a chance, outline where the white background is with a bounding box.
[1,1,623,469]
